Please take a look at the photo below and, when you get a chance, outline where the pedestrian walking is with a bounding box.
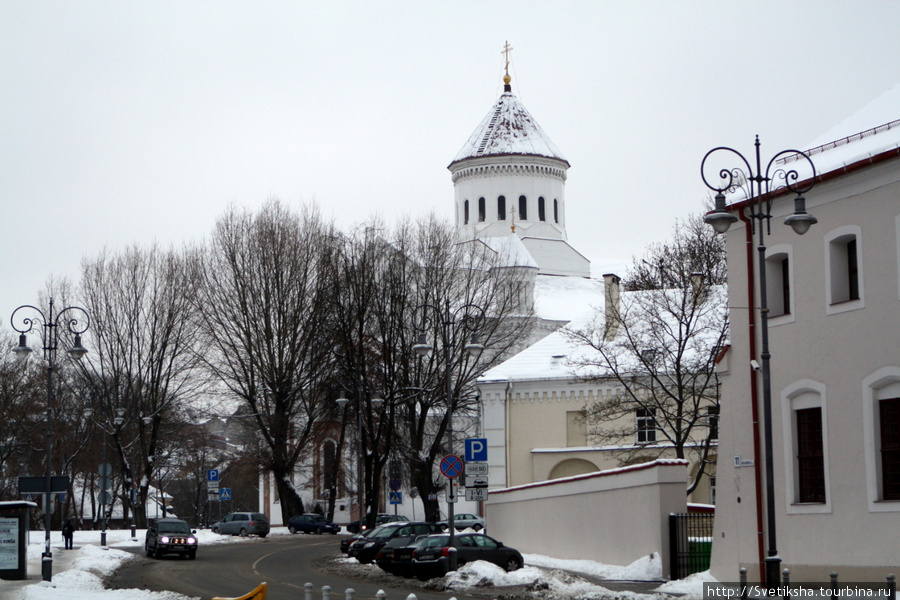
[62,518,74,549]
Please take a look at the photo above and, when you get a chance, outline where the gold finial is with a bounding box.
[501,41,513,87]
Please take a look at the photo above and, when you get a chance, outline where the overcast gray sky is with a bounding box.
[3,0,900,326]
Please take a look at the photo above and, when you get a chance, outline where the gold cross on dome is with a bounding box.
[502,41,513,76]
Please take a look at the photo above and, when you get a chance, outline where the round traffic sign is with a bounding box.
[440,454,463,478]
[98,462,113,476]
[389,478,401,491]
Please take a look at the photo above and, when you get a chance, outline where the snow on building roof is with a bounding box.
[450,89,569,167]
[478,234,540,269]
[533,273,605,322]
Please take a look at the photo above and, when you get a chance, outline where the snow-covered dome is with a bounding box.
[449,78,569,168]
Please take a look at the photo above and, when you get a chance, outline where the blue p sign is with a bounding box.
[465,438,488,462]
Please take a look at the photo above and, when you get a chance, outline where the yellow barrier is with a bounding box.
[212,581,267,600]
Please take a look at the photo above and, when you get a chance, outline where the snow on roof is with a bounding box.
[533,273,605,322]
[450,90,569,167]
[478,234,540,269]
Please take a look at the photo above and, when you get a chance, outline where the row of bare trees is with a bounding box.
[1,199,533,528]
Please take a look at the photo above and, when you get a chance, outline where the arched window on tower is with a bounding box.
[498,196,506,220]
[464,199,469,225]
[538,197,546,221]
[519,195,527,220]
[554,199,559,223]
[478,197,486,222]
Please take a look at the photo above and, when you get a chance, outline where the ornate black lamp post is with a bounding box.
[412,299,485,571]
[701,136,817,588]
[11,298,90,582]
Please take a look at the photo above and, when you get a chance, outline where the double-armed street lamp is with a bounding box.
[11,298,90,582]
[412,299,485,570]
[701,136,817,588]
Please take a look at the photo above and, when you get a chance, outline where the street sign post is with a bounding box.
[219,488,231,502]
[467,475,489,488]
[440,455,463,479]
[389,491,402,504]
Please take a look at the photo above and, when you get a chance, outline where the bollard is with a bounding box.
[886,574,895,600]
[344,588,355,600]
[830,572,839,594]
[783,569,790,587]
[375,591,386,600]
[322,585,331,600]
[739,567,748,600]
[406,595,417,600]
[305,582,314,600]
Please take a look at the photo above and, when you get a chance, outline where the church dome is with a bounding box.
[449,85,569,169]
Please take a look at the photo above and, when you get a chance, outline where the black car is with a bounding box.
[341,527,374,554]
[346,513,408,534]
[411,532,523,580]
[349,521,442,565]
[288,513,340,535]
[373,523,443,575]
[145,518,198,560]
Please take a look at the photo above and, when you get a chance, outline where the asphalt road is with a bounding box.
[109,533,502,600]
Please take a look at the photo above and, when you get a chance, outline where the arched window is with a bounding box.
[554,199,559,223]
[478,197,485,222]
[498,196,506,220]
[464,200,469,225]
[518,195,527,220]
[538,197,546,221]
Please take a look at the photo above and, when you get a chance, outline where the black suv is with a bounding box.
[145,518,198,559]
[349,521,442,565]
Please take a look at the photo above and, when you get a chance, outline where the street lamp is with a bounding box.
[701,136,817,588]
[413,299,485,570]
[336,388,383,528]
[11,298,90,582]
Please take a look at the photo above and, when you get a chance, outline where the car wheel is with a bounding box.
[473,523,483,531]
[289,526,297,534]
[505,556,522,572]
[145,543,155,558]
[211,526,219,534]
[188,551,196,560]
[239,528,248,537]
[259,533,267,538]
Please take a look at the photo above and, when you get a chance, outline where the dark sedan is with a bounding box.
[349,521,442,565]
[346,513,408,534]
[411,532,523,580]
[145,518,198,560]
[288,513,340,535]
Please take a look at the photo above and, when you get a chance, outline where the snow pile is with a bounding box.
[526,551,663,581]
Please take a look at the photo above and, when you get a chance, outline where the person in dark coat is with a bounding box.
[62,519,74,549]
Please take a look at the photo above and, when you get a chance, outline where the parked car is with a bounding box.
[439,513,485,531]
[145,518,198,560]
[288,513,340,535]
[411,532,523,580]
[346,513,408,534]
[349,521,442,565]
[211,512,270,538]
[341,527,374,554]
[373,523,443,574]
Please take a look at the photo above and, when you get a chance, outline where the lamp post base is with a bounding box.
[765,556,782,590]
[41,552,52,582]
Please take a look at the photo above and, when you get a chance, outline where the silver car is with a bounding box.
[212,512,270,537]
[441,512,485,531]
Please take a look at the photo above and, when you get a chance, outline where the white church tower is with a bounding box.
[448,62,590,278]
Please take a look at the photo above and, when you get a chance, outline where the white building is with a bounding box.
[709,84,900,581]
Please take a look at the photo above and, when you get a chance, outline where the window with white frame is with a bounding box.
[825,226,864,309]
[862,369,900,511]
[636,408,657,444]
[478,197,486,222]
[782,382,831,512]
[765,248,792,318]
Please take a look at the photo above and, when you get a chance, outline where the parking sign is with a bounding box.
[465,438,488,462]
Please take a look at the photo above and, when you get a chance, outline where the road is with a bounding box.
[109,534,501,600]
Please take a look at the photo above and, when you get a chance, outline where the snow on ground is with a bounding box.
[11,527,715,600]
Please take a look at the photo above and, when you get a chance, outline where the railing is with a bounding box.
[669,512,715,580]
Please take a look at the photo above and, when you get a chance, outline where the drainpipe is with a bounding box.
[505,380,513,488]
[739,208,767,582]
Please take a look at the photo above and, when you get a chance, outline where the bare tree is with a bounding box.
[79,243,203,526]
[568,214,727,494]
[190,199,337,522]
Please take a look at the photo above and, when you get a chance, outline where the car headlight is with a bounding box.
[187,537,197,545]
[364,542,375,548]
[160,536,170,544]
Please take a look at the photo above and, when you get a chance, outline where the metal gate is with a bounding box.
[669,512,715,580]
